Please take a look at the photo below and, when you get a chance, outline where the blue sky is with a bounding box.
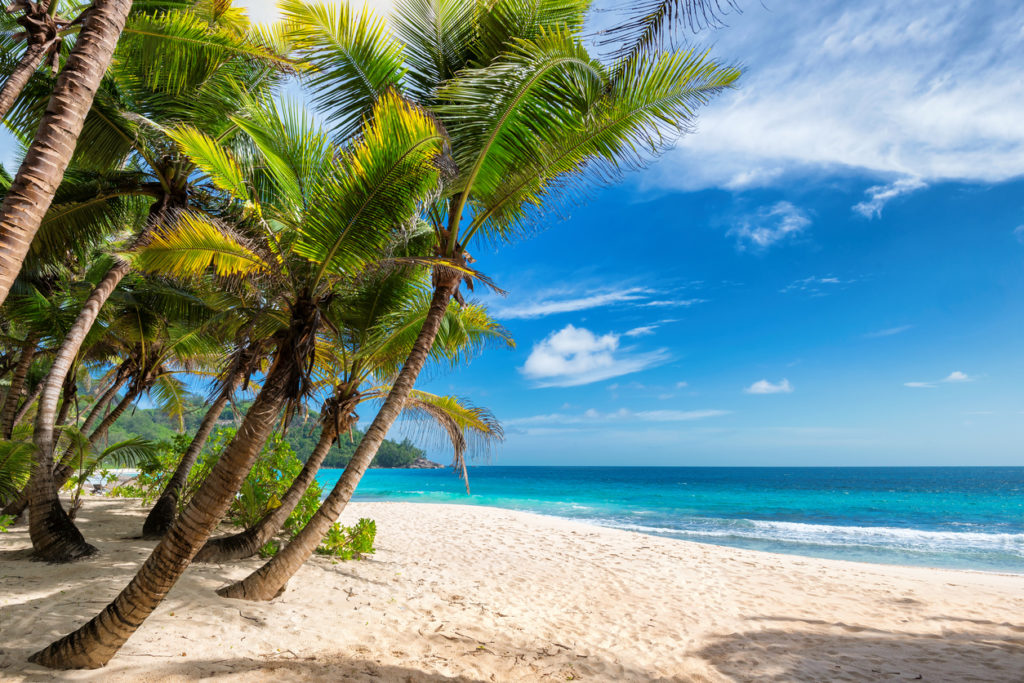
[4,1,1023,465]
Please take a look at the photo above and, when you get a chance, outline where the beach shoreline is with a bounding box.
[2,497,1023,681]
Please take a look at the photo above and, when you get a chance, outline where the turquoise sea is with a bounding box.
[316,466,1024,573]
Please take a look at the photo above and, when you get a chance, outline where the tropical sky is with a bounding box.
[4,1,1023,465]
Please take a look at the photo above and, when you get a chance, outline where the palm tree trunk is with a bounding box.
[219,278,459,601]
[12,379,42,426]
[0,43,48,123]
[0,329,40,438]
[27,259,130,562]
[52,382,139,492]
[141,389,230,539]
[29,347,298,669]
[0,372,127,520]
[194,415,346,563]
[0,0,134,308]
[54,372,78,430]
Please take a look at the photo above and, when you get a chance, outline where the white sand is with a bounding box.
[1,497,1022,681]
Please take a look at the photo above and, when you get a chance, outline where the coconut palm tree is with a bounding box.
[0,0,134,306]
[222,0,738,600]
[0,0,293,304]
[29,88,449,669]
[195,272,510,562]
[12,5,288,560]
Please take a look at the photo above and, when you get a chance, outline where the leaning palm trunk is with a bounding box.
[52,381,141,491]
[0,0,134,307]
[0,43,47,122]
[219,276,459,601]
[29,313,311,668]
[141,390,231,538]
[0,329,40,438]
[11,380,42,426]
[194,414,349,563]
[26,259,130,561]
[0,372,127,520]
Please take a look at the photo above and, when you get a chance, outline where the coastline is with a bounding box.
[3,497,1023,681]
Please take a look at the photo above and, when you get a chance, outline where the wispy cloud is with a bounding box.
[729,201,811,250]
[864,324,913,338]
[943,371,973,383]
[520,324,669,387]
[639,298,708,308]
[507,408,730,426]
[492,285,706,320]
[624,325,658,338]
[494,287,651,319]
[744,379,794,395]
[1015,225,1024,244]
[780,275,847,296]
[642,1,1024,191]
[904,370,974,388]
[853,177,927,218]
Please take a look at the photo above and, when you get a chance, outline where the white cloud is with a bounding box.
[853,177,927,218]
[507,408,730,426]
[494,287,651,319]
[780,275,846,295]
[644,1,1024,191]
[675,381,689,389]
[1015,226,1024,244]
[904,371,974,388]
[864,324,913,338]
[744,379,794,395]
[624,325,658,338]
[519,325,669,387]
[639,298,707,308]
[729,202,811,250]
[943,371,973,383]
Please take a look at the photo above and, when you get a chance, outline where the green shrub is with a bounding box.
[0,514,14,533]
[316,518,376,560]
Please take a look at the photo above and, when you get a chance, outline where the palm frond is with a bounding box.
[134,212,270,278]
[295,91,447,283]
[402,391,503,492]
[281,0,405,142]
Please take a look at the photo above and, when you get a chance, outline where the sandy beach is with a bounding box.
[2,497,1022,682]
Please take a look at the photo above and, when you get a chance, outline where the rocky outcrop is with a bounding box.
[405,457,444,469]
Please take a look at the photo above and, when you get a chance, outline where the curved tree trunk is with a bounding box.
[29,342,300,668]
[219,278,459,601]
[54,371,78,430]
[0,372,127,521]
[1,329,40,438]
[0,43,48,123]
[194,415,347,563]
[12,379,42,427]
[26,259,130,562]
[52,381,140,492]
[141,390,230,539]
[0,0,134,308]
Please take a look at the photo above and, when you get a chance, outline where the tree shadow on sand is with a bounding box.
[697,615,1024,682]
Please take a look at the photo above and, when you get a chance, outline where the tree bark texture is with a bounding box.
[0,0,134,307]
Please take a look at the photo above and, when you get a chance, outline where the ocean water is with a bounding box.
[315,466,1024,573]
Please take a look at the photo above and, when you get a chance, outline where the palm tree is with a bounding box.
[29,89,448,669]
[0,0,294,304]
[0,0,134,306]
[195,274,510,562]
[238,0,739,594]
[13,5,287,560]
[0,0,73,121]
